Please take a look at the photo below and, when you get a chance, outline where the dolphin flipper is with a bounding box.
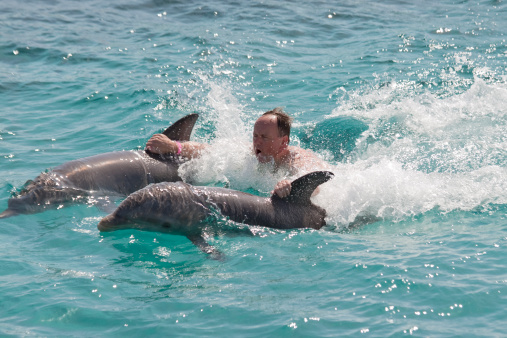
[187,234,225,261]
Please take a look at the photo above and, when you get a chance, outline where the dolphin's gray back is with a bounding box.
[52,150,181,195]
[3,150,182,217]
[194,171,334,229]
[199,186,326,229]
[189,186,276,226]
[117,182,327,230]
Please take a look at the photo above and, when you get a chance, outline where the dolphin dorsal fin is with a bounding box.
[162,113,199,141]
[281,171,334,204]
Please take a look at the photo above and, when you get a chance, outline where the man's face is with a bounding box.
[252,115,287,163]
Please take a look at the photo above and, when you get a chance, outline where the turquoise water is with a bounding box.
[1,0,507,336]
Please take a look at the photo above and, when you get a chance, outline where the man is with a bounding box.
[146,108,330,197]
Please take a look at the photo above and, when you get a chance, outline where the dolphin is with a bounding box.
[0,114,199,219]
[98,171,334,258]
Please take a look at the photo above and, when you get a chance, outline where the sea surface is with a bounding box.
[1,0,506,336]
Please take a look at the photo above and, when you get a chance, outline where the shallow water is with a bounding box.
[1,0,506,336]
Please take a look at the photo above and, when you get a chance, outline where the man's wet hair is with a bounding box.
[262,107,293,138]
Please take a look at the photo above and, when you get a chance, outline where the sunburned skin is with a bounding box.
[252,115,289,165]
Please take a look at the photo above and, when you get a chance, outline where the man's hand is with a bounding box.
[146,134,177,154]
[273,180,292,198]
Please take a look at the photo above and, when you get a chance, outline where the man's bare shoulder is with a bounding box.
[288,145,322,160]
[288,146,331,171]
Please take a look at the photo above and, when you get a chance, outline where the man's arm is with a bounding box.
[146,134,207,159]
[273,147,331,198]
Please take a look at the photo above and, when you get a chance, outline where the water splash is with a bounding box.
[175,70,507,229]
[322,75,507,227]
[178,78,285,193]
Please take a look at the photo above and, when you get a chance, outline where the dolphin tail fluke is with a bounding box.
[187,234,225,261]
[0,209,18,219]
[162,113,199,141]
[284,171,335,203]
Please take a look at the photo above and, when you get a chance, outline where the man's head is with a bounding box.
[253,108,293,164]
[262,107,292,138]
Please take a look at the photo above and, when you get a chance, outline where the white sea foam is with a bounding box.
[322,76,507,227]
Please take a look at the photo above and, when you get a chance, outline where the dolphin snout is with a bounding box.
[98,214,120,232]
[0,209,18,219]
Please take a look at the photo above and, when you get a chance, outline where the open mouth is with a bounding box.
[255,149,273,163]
